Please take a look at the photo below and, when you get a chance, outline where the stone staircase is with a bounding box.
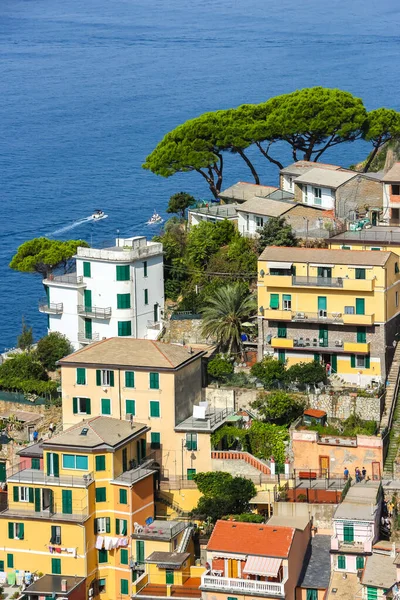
[155,491,191,519]
[382,342,400,476]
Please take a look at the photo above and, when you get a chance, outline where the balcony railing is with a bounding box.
[0,502,88,522]
[39,299,63,314]
[77,305,112,319]
[201,572,285,597]
[77,332,100,344]
[6,465,94,488]
[331,535,372,553]
[46,273,85,286]
[293,276,344,288]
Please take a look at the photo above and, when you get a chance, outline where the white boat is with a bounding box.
[146,211,163,225]
[92,209,107,221]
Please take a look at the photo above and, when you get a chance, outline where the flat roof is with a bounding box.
[17,441,44,458]
[146,551,190,568]
[175,406,234,432]
[362,552,397,589]
[219,181,278,202]
[236,197,295,217]
[297,535,331,590]
[334,501,377,521]
[258,246,391,266]
[133,520,187,541]
[294,168,356,189]
[23,575,85,595]
[267,515,310,531]
[331,227,400,245]
[59,338,204,369]
[189,204,238,218]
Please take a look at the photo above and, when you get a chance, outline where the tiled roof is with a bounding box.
[383,162,400,182]
[304,409,327,419]
[297,535,331,590]
[258,246,392,266]
[59,338,204,369]
[294,168,356,189]
[236,197,295,218]
[280,161,342,176]
[206,520,295,558]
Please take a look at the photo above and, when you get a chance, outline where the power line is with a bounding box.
[163,263,258,278]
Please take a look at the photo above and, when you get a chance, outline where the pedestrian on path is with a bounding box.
[344,467,349,480]
[362,467,367,479]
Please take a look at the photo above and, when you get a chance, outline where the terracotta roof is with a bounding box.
[383,162,400,182]
[59,338,204,369]
[304,409,327,419]
[258,246,392,266]
[206,520,295,558]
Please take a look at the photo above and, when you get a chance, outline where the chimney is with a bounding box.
[61,579,68,592]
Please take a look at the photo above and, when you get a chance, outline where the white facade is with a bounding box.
[281,174,295,193]
[300,184,334,209]
[237,210,266,236]
[40,236,164,350]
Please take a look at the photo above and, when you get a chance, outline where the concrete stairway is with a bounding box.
[382,342,400,476]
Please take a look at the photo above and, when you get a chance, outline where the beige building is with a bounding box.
[59,339,233,481]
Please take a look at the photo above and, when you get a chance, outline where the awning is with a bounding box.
[267,261,292,269]
[243,556,282,577]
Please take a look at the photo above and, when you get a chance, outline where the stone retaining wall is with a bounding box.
[309,392,383,422]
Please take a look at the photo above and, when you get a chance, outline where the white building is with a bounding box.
[39,235,164,349]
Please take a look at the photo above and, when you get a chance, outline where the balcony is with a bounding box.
[38,299,63,314]
[201,572,285,597]
[44,273,86,288]
[262,275,292,287]
[0,502,88,522]
[293,275,344,288]
[7,466,94,488]
[77,305,112,319]
[331,535,372,553]
[343,342,370,353]
[342,313,375,325]
[271,337,294,349]
[264,310,375,326]
[263,309,292,321]
[77,332,100,344]
[270,338,370,354]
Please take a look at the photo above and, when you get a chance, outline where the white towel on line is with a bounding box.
[95,536,104,550]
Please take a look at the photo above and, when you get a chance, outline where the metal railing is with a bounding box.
[77,332,100,343]
[6,465,94,488]
[0,501,89,521]
[47,273,84,285]
[147,320,161,329]
[293,276,344,288]
[201,572,285,596]
[77,305,112,319]
[38,299,63,314]
[292,311,345,323]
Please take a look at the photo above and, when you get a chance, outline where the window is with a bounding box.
[98,549,108,564]
[119,489,128,504]
[283,294,291,310]
[151,432,161,449]
[50,525,62,545]
[116,518,128,535]
[118,321,132,336]
[187,468,196,480]
[270,294,279,309]
[62,454,88,470]
[121,579,129,595]
[31,458,40,470]
[337,555,346,569]
[396,263,399,274]
[98,579,106,594]
[120,549,129,565]
[356,556,364,570]
[344,306,355,314]
[117,293,131,309]
[343,524,354,542]
[306,591,317,600]
[397,291,399,308]
[313,187,322,205]
[186,433,198,451]
[367,587,378,600]
[125,400,136,416]
[72,397,91,415]
[144,289,149,305]
[83,262,91,278]
[355,298,365,315]
[355,268,366,280]
[7,554,13,569]
[149,372,160,389]
[150,401,160,418]
[278,350,285,364]
[18,486,32,503]
[95,455,106,471]
[95,517,110,534]
[288,177,293,190]
[370,247,381,251]
[392,184,400,195]
[96,369,115,387]
[8,523,24,540]
[227,597,238,600]
[76,368,86,385]
[101,398,111,415]
[277,324,287,339]
[143,261,148,277]
[357,327,367,343]
[116,265,130,281]
[125,371,135,388]
[255,216,264,228]
[96,487,107,502]
[341,245,351,250]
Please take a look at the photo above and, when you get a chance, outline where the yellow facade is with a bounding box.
[258,248,400,383]
[0,418,155,600]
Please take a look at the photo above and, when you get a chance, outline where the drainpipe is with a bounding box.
[118,369,122,421]
[133,263,138,337]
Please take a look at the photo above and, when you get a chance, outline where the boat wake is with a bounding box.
[46,214,107,237]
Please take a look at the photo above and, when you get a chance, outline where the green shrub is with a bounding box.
[208,355,234,380]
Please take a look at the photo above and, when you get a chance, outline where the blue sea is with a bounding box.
[1,0,399,350]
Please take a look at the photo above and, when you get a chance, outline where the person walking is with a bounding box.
[32,430,38,443]
[48,423,55,438]
[355,467,361,483]
[344,467,349,480]
[362,467,367,480]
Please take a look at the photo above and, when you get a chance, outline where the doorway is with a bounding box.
[392,208,400,226]
[319,456,330,477]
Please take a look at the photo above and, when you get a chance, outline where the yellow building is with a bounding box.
[0,416,156,600]
[59,339,234,481]
[257,246,400,385]
[329,228,400,256]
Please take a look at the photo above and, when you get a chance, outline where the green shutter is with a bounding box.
[76,368,86,385]
[355,298,365,315]
[367,588,378,600]
[86,398,91,415]
[98,549,108,564]
[356,556,364,569]
[34,488,41,513]
[313,353,320,362]
[7,554,13,568]
[28,487,34,503]
[94,518,98,534]
[73,397,78,414]
[118,321,132,336]
[31,458,40,470]
[357,327,367,343]
[106,517,110,533]
[120,549,129,565]
[13,486,18,502]
[151,432,161,449]
[343,525,354,542]
[83,262,91,278]
[117,294,131,309]
[101,399,111,415]
[270,294,279,309]
[338,555,346,569]
[306,591,317,600]
[143,261,148,277]
[119,489,128,504]
[96,370,102,386]
[350,354,356,368]
[19,523,24,540]
[51,558,61,575]
[150,372,159,389]
[116,265,130,281]
[53,453,59,478]
[278,350,285,364]
[62,490,72,515]
[277,324,287,338]
[110,371,114,387]
[187,468,196,480]
[126,400,135,415]
[365,355,371,369]
[84,289,92,310]
[95,455,106,471]
[150,401,160,418]
[136,540,145,563]
[96,487,107,502]
[121,579,129,595]
[318,296,327,310]
[116,518,120,535]
[46,453,51,476]
[331,354,338,373]
[355,268,366,280]
[125,371,135,388]
[8,522,13,539]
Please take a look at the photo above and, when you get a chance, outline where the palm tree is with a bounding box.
[200,284,256,354]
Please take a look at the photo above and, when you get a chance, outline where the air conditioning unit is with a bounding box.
[335,340,343,347]
[296,312,305,319]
